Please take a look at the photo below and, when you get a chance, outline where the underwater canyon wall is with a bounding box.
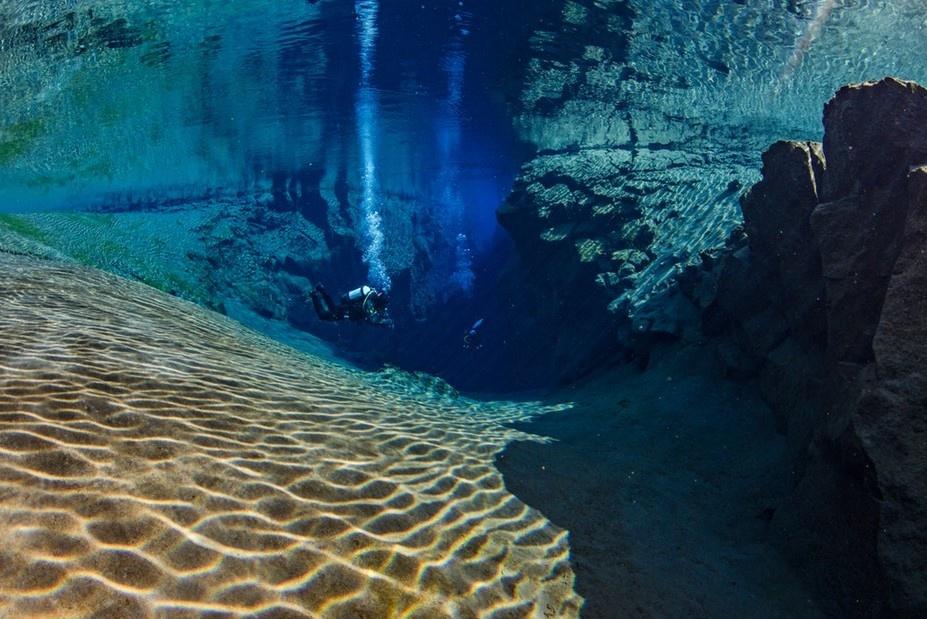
[673,77,927,617]
[495,4,927,604]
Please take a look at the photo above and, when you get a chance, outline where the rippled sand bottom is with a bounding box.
[0,251,580,618]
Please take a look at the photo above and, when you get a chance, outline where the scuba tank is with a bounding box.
[347,286,378,317]
[346,285,373,302]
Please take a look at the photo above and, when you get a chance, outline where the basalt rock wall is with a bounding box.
[678,77,927,617]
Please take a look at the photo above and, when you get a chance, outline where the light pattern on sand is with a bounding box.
[0,251,580,618]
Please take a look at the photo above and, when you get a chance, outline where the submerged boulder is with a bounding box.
[811,82,927,612]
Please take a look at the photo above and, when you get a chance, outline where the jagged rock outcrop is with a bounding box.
[679,77,927,616]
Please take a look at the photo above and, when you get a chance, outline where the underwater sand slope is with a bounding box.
[0,250,580,618]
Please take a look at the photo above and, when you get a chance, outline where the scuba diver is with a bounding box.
[309,283,393,327]
[463,318,485,350]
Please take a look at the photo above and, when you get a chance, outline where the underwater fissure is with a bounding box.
[1,0,927,617]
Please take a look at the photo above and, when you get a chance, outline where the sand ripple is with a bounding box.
[0,252,580,618]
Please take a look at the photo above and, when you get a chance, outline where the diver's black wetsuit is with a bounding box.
[309,284,391,326]
[309,285,343,321]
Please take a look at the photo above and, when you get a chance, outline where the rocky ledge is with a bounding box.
[677,77,927,616]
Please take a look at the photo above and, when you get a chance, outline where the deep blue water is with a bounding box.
[0,1,532,296]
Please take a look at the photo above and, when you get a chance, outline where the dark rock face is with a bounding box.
[857,168,927,615]
[680,78,927,616]
[814,79,927,363]
[496,154,630,380]
[740,140,826,342]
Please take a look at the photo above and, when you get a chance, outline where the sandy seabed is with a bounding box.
[0,250,580,618]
